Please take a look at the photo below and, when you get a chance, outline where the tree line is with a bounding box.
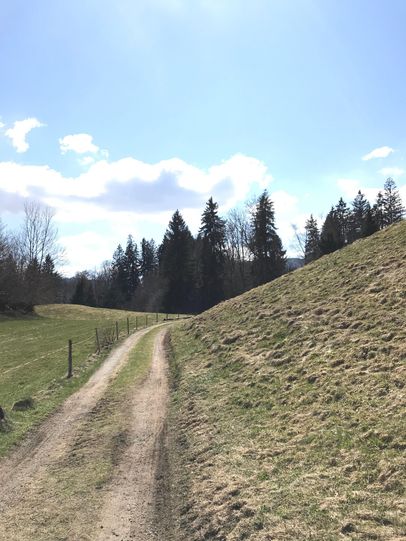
[0,202,63,312]
[303,178,404,263]
[1,177,404,314]
[71,191,286,314]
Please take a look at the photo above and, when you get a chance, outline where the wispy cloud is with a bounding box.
[5,118,45,153]
[362,146,394,161]
[378,166,404,178]
[59,133,99,154]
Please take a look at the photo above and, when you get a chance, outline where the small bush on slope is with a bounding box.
[169,221,406,541]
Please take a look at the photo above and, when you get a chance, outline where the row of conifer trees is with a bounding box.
[304,178,404,263]
[71,191,286,314]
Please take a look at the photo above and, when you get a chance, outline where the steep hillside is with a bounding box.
[169,222,406,541]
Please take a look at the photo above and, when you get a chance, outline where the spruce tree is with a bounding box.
[159,210,195,313]
[249,191,286,286]
[335,197,350,246]
[71,273,87,305]
[348,190,369,242]
[372,191,385,230]
[140,238,158,278]
[319,208,342,254]
[382,178,405,226]
[24,257,41,307]
[304,215,320,263]
[198,197,226,310]
[111,244,127,306]
[42,254,56,275]
[360,203,378,237]
[124,235,140,300]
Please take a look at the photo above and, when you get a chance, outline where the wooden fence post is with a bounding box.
[145,314,148,327]
[135,316,138,330]
[95,328,100,353]
[67,339,73,378]
[156,312,158,323]
[127,317,130,336]
[116,321,119,341]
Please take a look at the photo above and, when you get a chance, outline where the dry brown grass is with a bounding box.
[169,222,406,541]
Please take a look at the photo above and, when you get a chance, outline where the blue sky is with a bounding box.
[1,0,405,274]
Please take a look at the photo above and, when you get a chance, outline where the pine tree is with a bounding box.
[348,191,369,242]
[40,254,61,304]
[197,197,226,310]
[71,273,95,307]
[71,273,87,305]
[24,257,41,307]
[159,210,195,313]
[319,198,350,254]
[304,215,320,263]
[249,191,286,286]
[362,203,379,237]
[42,254,56,275]
[382,178,405,226]
[140,238,158,278]
[124,235,140,300]
[372,191,385,230]
[319,208,341,254]
[111,244,127,306]
[335,197,350,246]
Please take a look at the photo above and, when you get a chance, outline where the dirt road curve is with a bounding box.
[0,327,171,541]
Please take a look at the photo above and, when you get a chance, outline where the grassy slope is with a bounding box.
[170,222,406,541]
[0,304,165,455]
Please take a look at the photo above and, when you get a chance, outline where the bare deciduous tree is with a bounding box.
[18,201,64,267]
[225,207,251,295]
[290,223,306,259]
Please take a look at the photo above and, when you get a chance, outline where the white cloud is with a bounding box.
[0,121,4,129]
[59,133,99,154]
[362,146,394,161]
[79,156,96,167]
[5,118,45,153]
[59,231,120,276]
[378,166,404,178]
[0,153,272,207]
[336,178,361,199]
[0,152,292,273]
[271,190,298,215]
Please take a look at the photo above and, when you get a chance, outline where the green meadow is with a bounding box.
[0,304,170,455]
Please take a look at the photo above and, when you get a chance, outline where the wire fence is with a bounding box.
[0,312,187,384]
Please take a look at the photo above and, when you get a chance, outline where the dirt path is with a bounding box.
[0,326,171,541]
[97,328,170,541]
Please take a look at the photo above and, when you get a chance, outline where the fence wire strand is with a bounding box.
[0,313,166,381]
